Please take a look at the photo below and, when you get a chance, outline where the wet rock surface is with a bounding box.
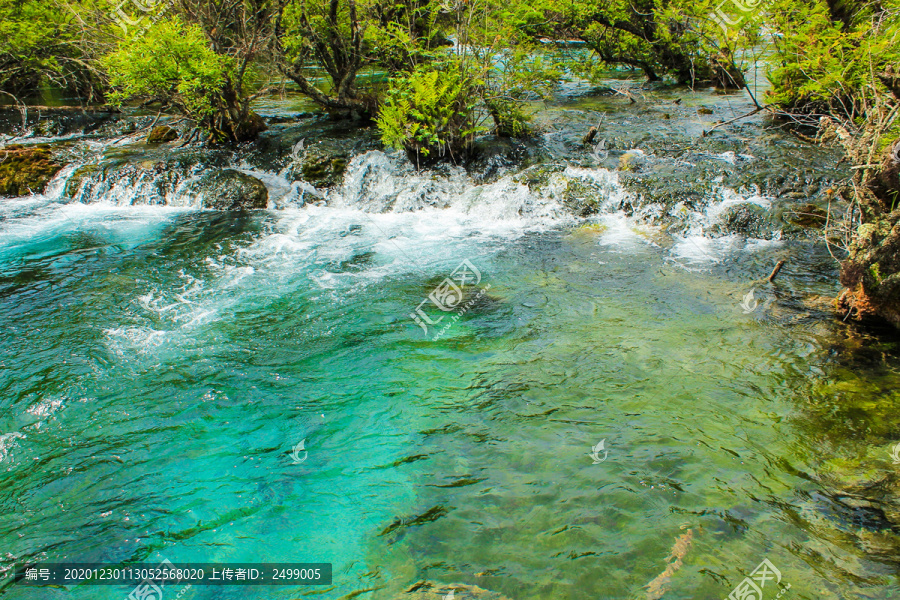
[0,144,63,196]
[190,169,269,210]
[147,125,179,143]
[284,137,356,189]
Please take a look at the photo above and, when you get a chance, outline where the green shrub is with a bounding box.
[103,16,265,143]
[376,62,483,163]
[103,17,228,123]
[767,0,900,119]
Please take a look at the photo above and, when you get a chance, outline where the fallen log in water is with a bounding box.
[0,105,120,114]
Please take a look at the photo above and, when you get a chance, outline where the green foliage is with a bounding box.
[376,62,482,161]
[766,0,900,117]
[0,0,111,99]
[485,97,531,137]
[103,17,229,121]
[365,0,447,72]
[479,48,561,137]
[506,0,755,86]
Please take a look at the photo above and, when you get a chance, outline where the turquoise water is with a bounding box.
[2,82,900,599]
[2,194,899,599]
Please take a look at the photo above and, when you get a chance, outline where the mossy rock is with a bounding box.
[561,181,603,216]
[618,151,643,172]
[0,144,63,196]
[571,223,609,236]
[788,203,829,229]
[64,164,102,198]
[292,141,350,188]
[713,203,773,238]
[147,125,179,143]
[191,169,268,210]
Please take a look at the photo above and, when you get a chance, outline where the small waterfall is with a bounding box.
[10,139,789,273]
[62,161,206,207]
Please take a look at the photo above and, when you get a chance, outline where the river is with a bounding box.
[1,77,899,599]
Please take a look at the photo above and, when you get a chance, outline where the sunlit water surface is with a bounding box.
[1,86,900,600]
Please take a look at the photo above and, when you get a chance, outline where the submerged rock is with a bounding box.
[0,144,63,196]
[192,169,268,210]
[147,125,179,143]
[789,203,829,229]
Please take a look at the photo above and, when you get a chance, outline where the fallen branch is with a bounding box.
[643,529,694,600]
[0,105,119,114]
[611,86,637,103]
[701,107,763,137]
[768,260,786,282]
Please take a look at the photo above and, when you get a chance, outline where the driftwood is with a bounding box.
[644,528,694,600]
[0,105,120,114]
[583,126,598,145]
[768,260,786,282]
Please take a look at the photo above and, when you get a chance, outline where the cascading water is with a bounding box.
[2,87,898,600]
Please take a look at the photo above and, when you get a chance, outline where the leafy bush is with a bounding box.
[103,17,265,142]
[103,17,228,123]
[767,0,900,119]
[376,62,482,163]
[0,0,109,100]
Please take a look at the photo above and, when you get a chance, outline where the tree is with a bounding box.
[765,0,900,326]
[507,0,751,88]
[374,2,561,161]
[103,17,266,143]
[277,0,456,116]
[0,0,110,102]
[279,0,374,115]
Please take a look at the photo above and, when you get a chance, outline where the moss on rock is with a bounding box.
[192,169,269,210]
[0,144,63,197]
[64,164,102,198]
[147,125,179,143]
[291,141,350,188]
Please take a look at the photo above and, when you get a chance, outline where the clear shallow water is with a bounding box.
[2,90,900,600]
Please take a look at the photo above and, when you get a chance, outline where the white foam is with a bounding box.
[0,432,25,463]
